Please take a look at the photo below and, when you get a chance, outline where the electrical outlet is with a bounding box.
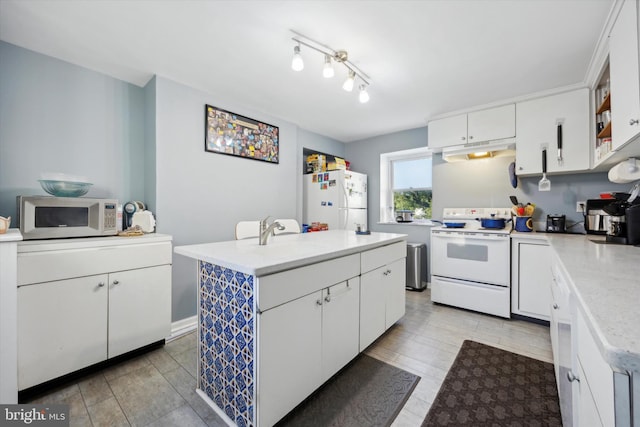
[576,201,586,213]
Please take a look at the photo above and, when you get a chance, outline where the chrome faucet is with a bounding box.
[259,216,285,245]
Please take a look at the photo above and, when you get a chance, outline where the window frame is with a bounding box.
[379,147,433,223]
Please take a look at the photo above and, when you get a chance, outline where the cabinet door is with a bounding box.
[516,243,552,319]
[428,114,468,149]
[516,90,590,175]
[18,275,108,390]
[609,0,640,150]
[467,104,515,144]
[108,265,171,358]
[576,360,603,427]
[258,291,322,427]
[359,266,386,351]
[322,278,360,382]
[385,258,406,328]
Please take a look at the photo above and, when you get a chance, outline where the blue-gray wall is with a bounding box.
[0,41,146,217]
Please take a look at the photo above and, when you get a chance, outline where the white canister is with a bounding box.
[131,211,156,233]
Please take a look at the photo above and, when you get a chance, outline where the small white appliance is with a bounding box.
[18,196,118,240]
[430,207,512,318]
[303,170,367,231]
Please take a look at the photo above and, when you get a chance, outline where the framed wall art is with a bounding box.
[205,104,279,164]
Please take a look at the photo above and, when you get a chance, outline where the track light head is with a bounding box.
[342,70,356,92]
[291,45,304,71]
[323,55,334,78]
[359,85,370,103]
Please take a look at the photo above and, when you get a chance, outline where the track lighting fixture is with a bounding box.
[290,30,371,103]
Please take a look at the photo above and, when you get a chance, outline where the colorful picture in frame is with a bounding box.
[205,104,279,164]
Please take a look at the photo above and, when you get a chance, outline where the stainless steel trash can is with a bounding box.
[406,242,427,290]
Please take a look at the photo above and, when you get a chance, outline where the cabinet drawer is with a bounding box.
[257,254,360,312]
[577,310,614,426]
[360,241,405,274]
[18,242,172,285]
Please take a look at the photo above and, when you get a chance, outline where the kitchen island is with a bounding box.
[544,233,640,426]
[174,230,407,427]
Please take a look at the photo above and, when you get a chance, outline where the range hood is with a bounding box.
[441,138,516,162]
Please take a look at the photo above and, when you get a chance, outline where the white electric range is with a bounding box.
[430,208,512,318]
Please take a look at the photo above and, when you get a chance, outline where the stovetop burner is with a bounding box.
[434,207,513,234]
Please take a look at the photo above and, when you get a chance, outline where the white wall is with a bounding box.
[153,76,300,321]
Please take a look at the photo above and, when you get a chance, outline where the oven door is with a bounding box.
[431,230,510,286]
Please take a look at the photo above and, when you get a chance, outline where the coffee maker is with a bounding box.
[584,199,612,235]
[626,204,640,245]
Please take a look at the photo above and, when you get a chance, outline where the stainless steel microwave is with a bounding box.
[19,196,118,240]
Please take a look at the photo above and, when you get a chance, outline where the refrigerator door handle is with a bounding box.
[340,183,350,229]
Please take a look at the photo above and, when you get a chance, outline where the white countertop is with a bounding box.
[546,234,640,373]
[174,230,408,276]
[0,229,22,243]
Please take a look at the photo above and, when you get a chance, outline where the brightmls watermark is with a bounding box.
[0,405,69,426]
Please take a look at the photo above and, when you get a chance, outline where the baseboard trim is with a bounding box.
[169,315,197,341]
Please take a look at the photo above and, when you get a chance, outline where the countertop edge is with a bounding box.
[547,234,640,373]
[174,232,408,277]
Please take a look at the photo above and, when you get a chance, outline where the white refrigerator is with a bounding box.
[303,170,367,231]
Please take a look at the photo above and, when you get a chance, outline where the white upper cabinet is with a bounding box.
[467,104,516,144]
[428,114,468,149]
[609,0,640,150]
[515,89,590,175]
[428,104,515,150]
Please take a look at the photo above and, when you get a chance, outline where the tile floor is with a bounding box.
[26,288,552,427]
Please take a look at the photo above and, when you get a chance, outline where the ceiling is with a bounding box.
[0,0,614,142]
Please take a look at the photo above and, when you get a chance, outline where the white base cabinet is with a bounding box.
[359,242,406,351]
[258,290,323,427]
[17,235,172,390]
[550,250,631,427]
[511,238,551,321]
[251,240,406,426]
[18,275,109,390]
[108,265,172,358]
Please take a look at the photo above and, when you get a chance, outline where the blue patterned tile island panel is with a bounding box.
[199,261,255,427]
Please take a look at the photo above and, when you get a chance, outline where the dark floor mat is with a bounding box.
[276,354,420,427]
[422,340,561,426]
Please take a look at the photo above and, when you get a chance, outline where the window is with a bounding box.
[380,147,432,223]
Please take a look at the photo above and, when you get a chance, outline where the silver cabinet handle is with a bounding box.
[553,304,559,309]
[112,280,120,285]
[630,118,639,126]
[567,370,580,383]
[98,282,105,288]
[461,136,466,141]
[324,295,331,303]
[469,135,474,140]
[316,299,323,306]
